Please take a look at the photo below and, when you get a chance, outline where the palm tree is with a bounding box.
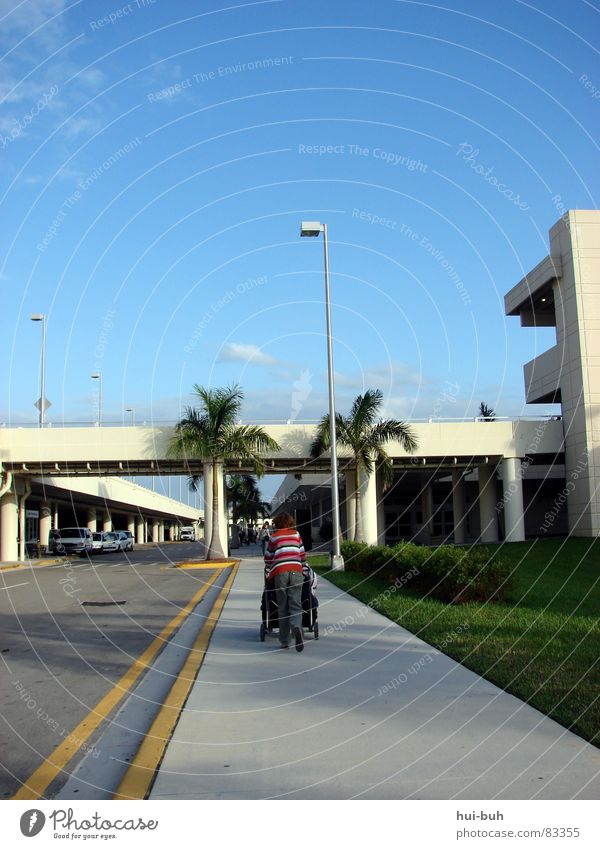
[310,389,418,542]
[168,385,279,559]
[478,401,496,421]
[227,474,270,542]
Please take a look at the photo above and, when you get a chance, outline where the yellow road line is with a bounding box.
[114,561,240,800]
[12,568,224,800]
[0,559,63,571]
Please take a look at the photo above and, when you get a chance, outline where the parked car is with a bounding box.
[91,532,105,554]
[179,526,195,541]
[48,528,93,557]
[116,530,134,552]
[101,531,120,553]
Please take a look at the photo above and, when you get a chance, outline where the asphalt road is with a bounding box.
[0,543,219,799]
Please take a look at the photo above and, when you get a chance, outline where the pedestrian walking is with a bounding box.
[264,513,306,651]
[259,520,272,555]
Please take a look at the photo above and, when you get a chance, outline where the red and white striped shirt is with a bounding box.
[264,528,307,579]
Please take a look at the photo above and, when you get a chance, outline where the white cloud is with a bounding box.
[217,343,278,367]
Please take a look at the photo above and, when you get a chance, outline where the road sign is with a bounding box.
[34,397,52,412]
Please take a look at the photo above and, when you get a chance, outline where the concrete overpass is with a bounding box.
[1,418,565,556]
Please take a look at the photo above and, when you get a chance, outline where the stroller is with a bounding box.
[260,566,319,642]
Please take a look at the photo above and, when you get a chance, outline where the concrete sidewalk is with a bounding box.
[149,556,600,800]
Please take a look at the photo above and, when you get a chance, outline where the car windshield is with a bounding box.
[60,528,85,537]
[104,533,116,540]
[92,533,102,541]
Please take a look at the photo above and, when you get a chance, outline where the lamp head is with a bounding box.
[30,313,44,321]
[91,372,101,379]
[300,221,324,237]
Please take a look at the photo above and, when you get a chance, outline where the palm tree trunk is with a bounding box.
[207,460,225,559]
[354,465,363,542]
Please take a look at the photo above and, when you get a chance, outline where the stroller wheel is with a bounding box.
[260,622,266,642]
[314,621,319,640]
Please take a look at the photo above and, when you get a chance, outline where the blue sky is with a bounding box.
[1,0,599,499]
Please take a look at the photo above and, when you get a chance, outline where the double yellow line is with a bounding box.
[12,564,237,800]
[114,561,239,799]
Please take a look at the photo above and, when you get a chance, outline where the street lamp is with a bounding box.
[91,372,102,426]
[125,407,135,425]
[30,314,47,427]
[300,221,344,571]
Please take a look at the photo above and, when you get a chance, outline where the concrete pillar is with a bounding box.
[451,469,466,545]
[478,463,499,543]
[170,523,177,541]
[40,501,52,549]
[421,479,433,544]
[18,480,30,562]
[136,516,145,545]
[376,475,386,545]
[219,464,228,552]
[0,492,18,562]
[361,467,378,546]
[201,462,227,554]
[52,502,59,529]
[102,510,111,533]
[86,508,97,532]
[127,514,135,537]
[203,463,212,547]
[152,518,159,543]
[502,457,525,542]
[158,521,165,542]
[344,471,357,540]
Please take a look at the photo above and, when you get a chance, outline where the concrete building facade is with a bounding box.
[505,209,600,537]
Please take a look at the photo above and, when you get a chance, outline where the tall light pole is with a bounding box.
[91,372,102,426]
[300,221,344,570]
[125,407,135,425]
[30,314,47,427]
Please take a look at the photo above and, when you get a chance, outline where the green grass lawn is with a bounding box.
[309,538,600,745]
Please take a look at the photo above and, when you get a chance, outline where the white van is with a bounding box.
[179,526,195,541]
[49,527,93,557]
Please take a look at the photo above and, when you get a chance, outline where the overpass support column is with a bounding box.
[202,463,227,555]
[478,462,499,543]
[136,517,145,545]
[360,468,378,546]
[87,509,97,532]
[102,510,111,533]
[127,514,135,538]
[502,457,525,542]
[219,464,228,553]
[344,471,356,541]
[40,501,52,549]
[203,463,212,548]
[158,521,165,542]
[52,503,59,529]
[377,474,386,545]
[0,491,18,562]
[452,470,466,545]
[152,519,159,543]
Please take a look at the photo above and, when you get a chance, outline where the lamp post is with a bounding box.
[125,407,135,425]
[30,314,47,427]
[300,221,344,570]
[91,372,102,426]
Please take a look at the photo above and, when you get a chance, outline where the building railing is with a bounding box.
[0,415,562,429]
